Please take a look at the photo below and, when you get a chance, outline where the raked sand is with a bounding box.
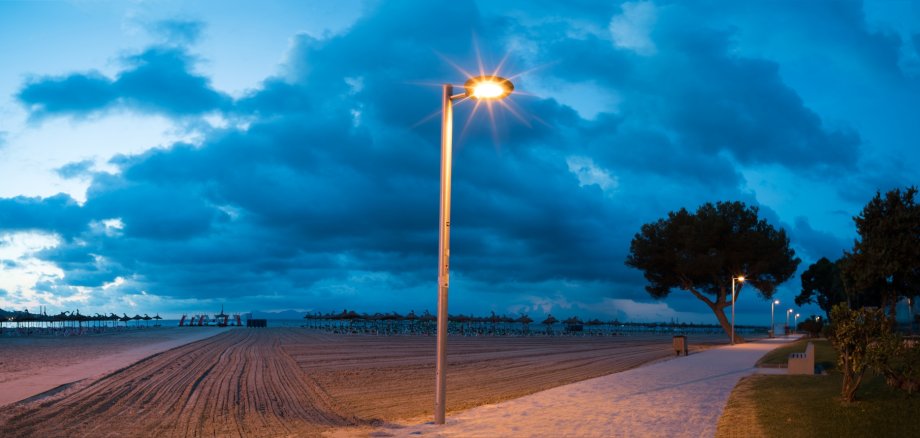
[0,327,228,407]
[382,336,798,438]
[2,330,728,437]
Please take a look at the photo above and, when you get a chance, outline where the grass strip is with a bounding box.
[718,340,920,438]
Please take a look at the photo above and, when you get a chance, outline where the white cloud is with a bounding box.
[0,113,197,203]
[598,298,711,323]
[89,218,125,237]
[0,232,65,309]
[566,156,619,192]
[610,1,658,56]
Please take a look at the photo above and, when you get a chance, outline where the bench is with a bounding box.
[788,342,815,375]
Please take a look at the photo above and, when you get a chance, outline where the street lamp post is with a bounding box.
[434,75,513,425]
[786,309,793,336]
[771,299,779,338]
[731,276,745,345]
[794,313,800,333]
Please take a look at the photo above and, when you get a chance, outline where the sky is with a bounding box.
[0,0,918,324]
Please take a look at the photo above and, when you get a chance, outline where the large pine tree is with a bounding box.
[626,201,800,341]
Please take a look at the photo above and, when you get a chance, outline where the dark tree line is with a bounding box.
[626,187,920,343]
[796,187,920,322]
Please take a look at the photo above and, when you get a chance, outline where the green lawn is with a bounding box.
[717,340,920,438]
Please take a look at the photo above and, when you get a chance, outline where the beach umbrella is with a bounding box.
[153,314,162,327]
[143,314,152,327]
[420,310,436,335]
[586,318,604,335]
[405,310,418,334]
[541,315,558,335]
[517,314,533,334]
[489,311,500,334]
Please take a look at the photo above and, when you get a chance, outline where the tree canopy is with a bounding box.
[626,201,800,341]
[841,187,920,317]
[796,257,848,318]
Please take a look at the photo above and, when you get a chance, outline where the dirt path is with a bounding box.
[0,329,722,437]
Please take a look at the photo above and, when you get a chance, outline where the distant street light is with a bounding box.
[771,299,780,338]
[786,309,793,336]
[434,75,514,425]
[731,275,745,345]
[794,313,800,333]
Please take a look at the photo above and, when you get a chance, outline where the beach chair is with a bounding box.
[787,342,815,375]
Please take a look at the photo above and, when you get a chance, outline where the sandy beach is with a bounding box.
[0,328,725,437]
[0,327,229,407]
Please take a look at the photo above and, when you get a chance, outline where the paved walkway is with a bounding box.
[0,327,229,407]
[382,336,800,438]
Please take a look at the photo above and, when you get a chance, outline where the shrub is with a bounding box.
[868,335,920,394]
[825,304,891,402]
[798,318,824,338]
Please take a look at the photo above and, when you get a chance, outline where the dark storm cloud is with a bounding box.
[0,0,891,319]
[790,217,848,262]
[0,194,88,238]
[17,46,230,119]
[534,11,861,175]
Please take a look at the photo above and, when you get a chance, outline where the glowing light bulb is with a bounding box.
[464,76,513,100]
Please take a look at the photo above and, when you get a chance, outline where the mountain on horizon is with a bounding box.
[248,309,306,320]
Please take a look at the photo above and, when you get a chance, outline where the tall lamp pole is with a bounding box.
[435,76,513,425]
[786,309,793,336]
[731,276,745,345]
[794,313,800,333]
[771,299,779,338]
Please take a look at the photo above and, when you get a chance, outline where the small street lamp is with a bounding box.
[731,275,745,345]
[434,75,514,425]
[794,313,800,333]
[786,309,793,336]
[770,299,779,338]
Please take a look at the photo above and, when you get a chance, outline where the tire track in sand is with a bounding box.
[0,329,356,437]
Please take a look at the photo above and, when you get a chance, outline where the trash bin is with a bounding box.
[672,335,688,356]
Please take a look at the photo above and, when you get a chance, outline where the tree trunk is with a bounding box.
[888,289,898,320]
[711,304,744,343]
[687,286,743,343]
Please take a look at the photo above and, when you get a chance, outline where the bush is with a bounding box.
[798,318,824,338]
[825,304,891,402]
[868,335,920,394]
